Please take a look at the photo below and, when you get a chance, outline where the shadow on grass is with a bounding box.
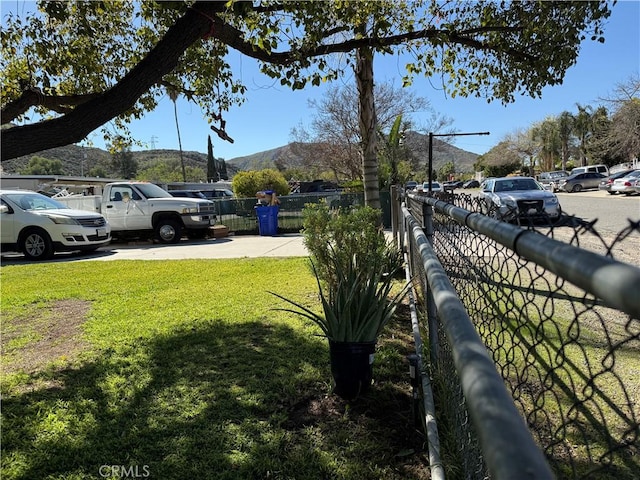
[2,316,426,479]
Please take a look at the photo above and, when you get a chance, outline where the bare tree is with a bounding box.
[290,80,445,181]
[597,76,640,163]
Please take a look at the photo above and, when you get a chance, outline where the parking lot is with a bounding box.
[553,188,639,233]
[1,189,637,264]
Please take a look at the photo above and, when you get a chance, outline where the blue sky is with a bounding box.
[4,1,640,159]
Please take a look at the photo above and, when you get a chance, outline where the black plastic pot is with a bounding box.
[328,340,376,401]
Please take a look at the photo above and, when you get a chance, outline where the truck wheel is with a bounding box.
[20,228,54,260]
[156,219,182,244]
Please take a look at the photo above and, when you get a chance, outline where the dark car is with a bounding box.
[405,181,418,191]
[478,176,561,223]
[463,179,480,189]
[443,180,464,190]
[558,172,606,193]
[169,190,209,199]
[200,188,234,199]
[598,169,636,194]
[293,180,341,194]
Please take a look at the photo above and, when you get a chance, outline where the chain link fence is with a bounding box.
[208,192,397,234]
[394,190,640,479]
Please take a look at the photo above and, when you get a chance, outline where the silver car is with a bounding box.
[479,177,562,223]
[418,181,443,193]
[610,170,640,195]
[558,172,606,192]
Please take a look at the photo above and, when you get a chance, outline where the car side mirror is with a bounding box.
[0,204,9,214]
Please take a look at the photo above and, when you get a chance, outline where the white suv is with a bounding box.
[1,189,111,260]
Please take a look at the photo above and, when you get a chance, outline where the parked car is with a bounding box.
[463,179,480,189]
[200,188,234,199]
[609,170,640,195]
[293,180,341,194]
[558,172,606,193]
[598,169,636,194]
[479,176,561,223]
[537,170,569,192]
[418,181,444,193]
[169,189,210,199]
[443,180,464,190]
[570,164,609,177]
[0,189,111,260]
[405,181,418,191]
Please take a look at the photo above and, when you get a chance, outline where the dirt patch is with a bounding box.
[1,299,92,376]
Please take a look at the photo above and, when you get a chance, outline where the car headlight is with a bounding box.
[43,214,79,225]
[545,197,559,205]
[182,207,199,214]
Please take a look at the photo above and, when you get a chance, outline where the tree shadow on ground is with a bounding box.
[2,314,427,479]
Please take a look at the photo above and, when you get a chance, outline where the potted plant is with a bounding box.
[271,203,407,400]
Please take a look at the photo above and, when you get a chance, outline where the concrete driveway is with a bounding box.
[1,233,309,263]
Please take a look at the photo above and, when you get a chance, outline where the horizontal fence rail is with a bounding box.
[393,188,640,479]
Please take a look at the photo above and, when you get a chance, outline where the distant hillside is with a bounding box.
[1,133,478,178]
[1,145,112,176]
[226,132,479,175]
[0,146,218,178]
[402,131,479,174]
[226,144,301,171]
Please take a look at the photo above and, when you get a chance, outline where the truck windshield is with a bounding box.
[136,183,173,199]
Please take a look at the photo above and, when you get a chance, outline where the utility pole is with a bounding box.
[150,135,158,149]
[428,131,490,193]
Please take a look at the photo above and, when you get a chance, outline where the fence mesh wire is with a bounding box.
[210,192,389,233]
[404,192,640,480]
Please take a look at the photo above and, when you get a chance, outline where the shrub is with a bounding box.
[301,202,403,289]
[232,169,290,197]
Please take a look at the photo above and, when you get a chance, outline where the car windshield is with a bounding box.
[135,183,173,199]
[494,179,541,192]
[4,192,68,211]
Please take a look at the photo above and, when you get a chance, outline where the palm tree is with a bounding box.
[573,104,593,167]
[557,111,574,171]
[531,118,560,171]
[168,87,187,182]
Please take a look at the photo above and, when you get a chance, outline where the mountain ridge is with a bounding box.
[0,132,478,178]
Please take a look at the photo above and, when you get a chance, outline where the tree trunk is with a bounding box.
[1,2,224,161]
[356,46,380,210]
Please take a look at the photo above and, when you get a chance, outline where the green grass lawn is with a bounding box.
[1,258,427,480]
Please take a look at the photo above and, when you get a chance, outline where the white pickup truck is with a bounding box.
[56,182,217,243]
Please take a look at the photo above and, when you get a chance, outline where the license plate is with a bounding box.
[97,228,107,237]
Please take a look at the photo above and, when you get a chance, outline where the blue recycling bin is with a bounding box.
[256,205,279,236]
